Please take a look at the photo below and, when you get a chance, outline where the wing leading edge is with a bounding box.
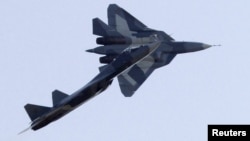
[108,4,148,32]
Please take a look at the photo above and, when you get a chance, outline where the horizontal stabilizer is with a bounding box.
[52,90,68,106]
[24,104,51,121]
[98,65,109,72]
[93,18,121,37]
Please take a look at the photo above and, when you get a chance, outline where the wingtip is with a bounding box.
[109,4,119,7]
[108,4,120,11]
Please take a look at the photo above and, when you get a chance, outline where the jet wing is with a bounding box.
[118,53,176,97]
[107,4,174,41]
[108,4,148,34]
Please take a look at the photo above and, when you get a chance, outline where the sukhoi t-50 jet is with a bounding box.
[87,4,213,96]
[22,4,212,132]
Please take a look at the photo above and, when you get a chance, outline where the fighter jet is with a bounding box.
[22,4,212,132]
[21,42,160,133]
[87,4,213,97]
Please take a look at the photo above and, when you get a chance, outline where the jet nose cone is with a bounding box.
[86,49,95,53]
[202,43,212,49]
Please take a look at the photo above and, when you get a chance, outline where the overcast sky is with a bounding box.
[1,0,250,140]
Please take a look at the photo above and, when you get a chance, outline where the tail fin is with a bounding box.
[24,104,51,121]
[52,90,68,106]
[93,18,121,37]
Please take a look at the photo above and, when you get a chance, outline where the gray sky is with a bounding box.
[1,0,250,140]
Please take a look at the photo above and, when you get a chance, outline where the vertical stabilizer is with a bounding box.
[93,18,121,37]
[52,90,68,106]
[24,104,51,121]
